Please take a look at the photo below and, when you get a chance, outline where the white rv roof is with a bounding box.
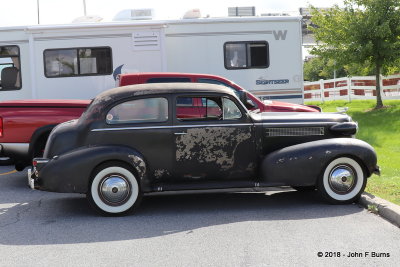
[0,16,302,33]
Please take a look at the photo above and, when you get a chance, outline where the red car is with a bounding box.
[118,72,320,112]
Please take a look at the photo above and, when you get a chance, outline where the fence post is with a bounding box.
[380,74,384,99]
[348,77,352,102]
[320,79,324,103]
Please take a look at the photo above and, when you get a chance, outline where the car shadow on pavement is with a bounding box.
[0,186,366,246]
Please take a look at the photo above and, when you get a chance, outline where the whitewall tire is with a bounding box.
[318,157,366,204]
[87,163,141,215]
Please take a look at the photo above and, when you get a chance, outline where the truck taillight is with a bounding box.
[0,117,3,137]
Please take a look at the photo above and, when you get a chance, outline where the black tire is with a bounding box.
[317,157,366,204]
[87,161,142,216]
[292,186,316,192]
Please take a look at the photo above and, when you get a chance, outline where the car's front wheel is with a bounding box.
[87,162,141,216]
[318,157,366,204]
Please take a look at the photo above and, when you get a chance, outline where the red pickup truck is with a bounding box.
[0,99,89,169]
[1,72,319,170]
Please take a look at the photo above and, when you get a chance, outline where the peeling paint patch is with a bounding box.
[128,154,146,179]
[154,169,170,179]
[246,162,256,172]
[325,150,332,155]
[175,127,252,170]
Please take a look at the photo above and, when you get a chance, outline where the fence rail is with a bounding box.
[303,75,400,102]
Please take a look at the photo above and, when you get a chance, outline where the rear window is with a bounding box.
[106,97,168,124]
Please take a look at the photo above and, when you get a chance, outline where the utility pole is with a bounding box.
[83,0,87,16]
[37,0,40,24]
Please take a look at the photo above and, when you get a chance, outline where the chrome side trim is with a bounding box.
[91,123,254,132]
[0,143,29,156]
[256,122,337,127]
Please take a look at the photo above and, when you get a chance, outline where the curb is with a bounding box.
[359,192,400,228]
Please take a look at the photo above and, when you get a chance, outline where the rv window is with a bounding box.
[0,46,22,91]
[224,41,269,69]
[44,47,112,78]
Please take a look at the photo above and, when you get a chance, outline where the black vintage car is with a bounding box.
[30,83,379,215]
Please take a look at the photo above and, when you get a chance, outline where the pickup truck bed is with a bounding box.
[0,99,89,169]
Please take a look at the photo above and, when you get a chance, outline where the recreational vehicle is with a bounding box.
[0,16,304,103]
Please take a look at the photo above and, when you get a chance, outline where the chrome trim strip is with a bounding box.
[0,143,29,156]
[91,123,254,132]
[258,122,337,126]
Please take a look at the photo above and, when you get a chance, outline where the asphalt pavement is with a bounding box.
[0,165,399,267]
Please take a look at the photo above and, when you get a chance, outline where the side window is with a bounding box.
[224,41,269,69]
[44,47,112,78]
[106,97,168,124]
[176,96,242,121]
[146,77,191,83]
[0,46,21,90]
[176,96,222,121]
[223,97,242,120]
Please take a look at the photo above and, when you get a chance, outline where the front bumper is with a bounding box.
[373,165,381,176]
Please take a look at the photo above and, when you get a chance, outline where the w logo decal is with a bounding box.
[273,30,287,40]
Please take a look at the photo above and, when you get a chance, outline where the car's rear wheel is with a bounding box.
[87,162,141,216]
[318,157,366,204]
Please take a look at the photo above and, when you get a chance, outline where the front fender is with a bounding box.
[36,145,148,193]
[260,138,377,186]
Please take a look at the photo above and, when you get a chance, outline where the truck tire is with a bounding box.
[317,157,366,204]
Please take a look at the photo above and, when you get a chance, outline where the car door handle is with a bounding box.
[174,132,187,135]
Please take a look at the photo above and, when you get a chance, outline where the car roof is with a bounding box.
[96,82,234,101]
[81,83,238,122]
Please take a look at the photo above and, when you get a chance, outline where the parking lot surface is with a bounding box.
[0,165,399,266]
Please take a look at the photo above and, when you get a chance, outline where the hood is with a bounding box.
[263,100,319,112]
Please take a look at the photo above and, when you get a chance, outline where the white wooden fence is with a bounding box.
[303,74,400,102]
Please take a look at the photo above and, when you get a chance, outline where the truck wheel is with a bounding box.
[317,157,366,204]
[87,162,141,216]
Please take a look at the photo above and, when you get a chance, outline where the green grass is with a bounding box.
[306,99,400,205]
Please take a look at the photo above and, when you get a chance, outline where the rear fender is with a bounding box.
[260,138,377,186]
[37,145,148,193]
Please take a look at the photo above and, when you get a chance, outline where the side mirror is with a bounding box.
[246,99,256,109]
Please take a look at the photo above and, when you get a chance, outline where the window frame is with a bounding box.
[43,46,113,78]
[223,41,269,70]
[0,45,22,91]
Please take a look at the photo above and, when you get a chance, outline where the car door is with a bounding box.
[171,93,256,181]
[91,96,174,182]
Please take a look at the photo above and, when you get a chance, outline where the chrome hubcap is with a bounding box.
[99,175,130,205]
[328,165,356,194]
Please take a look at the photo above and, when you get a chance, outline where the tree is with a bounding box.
[304,57,347,81]
[310,0,400,108]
